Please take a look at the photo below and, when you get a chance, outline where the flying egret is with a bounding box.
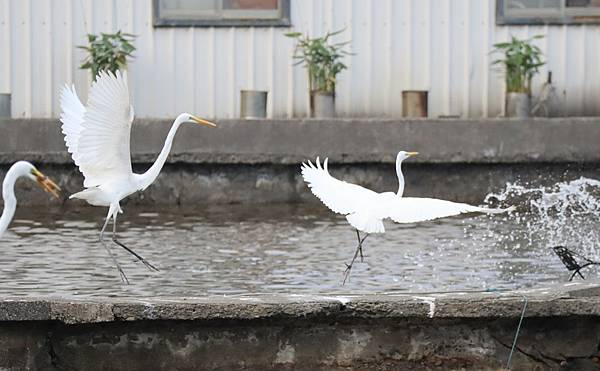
[301,151,514,283]
[59,70,216,283]
[0,161,60,239]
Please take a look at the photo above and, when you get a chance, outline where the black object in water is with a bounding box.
[553,246,600,281]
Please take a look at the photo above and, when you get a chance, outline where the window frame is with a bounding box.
[497,0,600,25]
[153,0,291,27]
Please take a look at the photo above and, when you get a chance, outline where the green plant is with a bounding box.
[78,31,136,80]
[492,35,545,95]
[285,29,350,94]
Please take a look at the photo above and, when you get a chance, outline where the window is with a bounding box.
[497,0,600,24]
[153,0,291,27]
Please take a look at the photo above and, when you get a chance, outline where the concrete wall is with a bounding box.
[1,117,599,206]
[3,117,600,165]
[3,0,600,119]
[2,282,600,370]
[1,119,599,369]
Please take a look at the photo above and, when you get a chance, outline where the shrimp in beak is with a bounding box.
[31,168,61,198]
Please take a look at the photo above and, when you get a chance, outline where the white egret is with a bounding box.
[59,70,215,283]
[0,161,60,239]
[301,151,514,283]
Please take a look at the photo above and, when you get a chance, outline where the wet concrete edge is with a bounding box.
[0,281,598,324]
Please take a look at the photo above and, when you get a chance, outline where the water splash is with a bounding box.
[427,177,600,289]
[484,177,600,260]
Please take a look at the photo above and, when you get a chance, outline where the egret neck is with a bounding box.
[396,155,405,197]
[135,114,188,191]
[0,166,20,237]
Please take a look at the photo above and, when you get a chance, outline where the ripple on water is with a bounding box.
[1,178,599,298]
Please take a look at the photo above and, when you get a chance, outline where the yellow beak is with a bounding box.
[32,169,61,199]
[190,115,216,127]
[406,151,419,157]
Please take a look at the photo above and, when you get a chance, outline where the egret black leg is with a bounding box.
[356,230,364,262]
[98,213,129,284]
[343,233,369,285]
[111,213,159,272]
[112,238,159,271]
[101,240,130,284]
[99,209,111,243]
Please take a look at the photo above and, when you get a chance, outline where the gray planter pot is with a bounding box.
[402,90,428,118]
[311,91,335,118]
[240,90,268,119]
[0,94,10,118]
[506,92,531,118]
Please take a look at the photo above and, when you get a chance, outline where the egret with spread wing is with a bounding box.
[60,70,215,283]
[301,151,514,283]
[0,161,60,239]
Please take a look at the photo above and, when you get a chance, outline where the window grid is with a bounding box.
[153,0,291,27]
[497,0,600,24]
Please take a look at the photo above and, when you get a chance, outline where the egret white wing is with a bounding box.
[301,157,378,215]
[386,197,513,224]
[59,84,86,166]
[76,70,134,187]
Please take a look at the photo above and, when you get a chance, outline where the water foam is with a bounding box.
[483,177,600,260]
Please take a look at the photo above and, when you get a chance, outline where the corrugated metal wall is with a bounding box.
[1,0,599,118]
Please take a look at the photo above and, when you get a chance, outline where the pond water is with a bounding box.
[1,177,599,298]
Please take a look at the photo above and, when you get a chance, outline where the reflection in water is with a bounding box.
[1,177,599,298]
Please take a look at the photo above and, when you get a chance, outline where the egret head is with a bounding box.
[178,113,216,128]
[397,151,419,162]
[20,162,61,199]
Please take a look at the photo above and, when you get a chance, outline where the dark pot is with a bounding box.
[0,94,10,118]
[240,90,268,119]
[311,91,335,118]
[506,92,531,118]
[402,90,428,118]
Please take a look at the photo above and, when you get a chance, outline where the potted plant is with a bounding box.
[78,30,136,80]
[492,35,545,118]
[286,29,350,118]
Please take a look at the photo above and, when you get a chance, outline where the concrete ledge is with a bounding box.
[2,283,600,370]
[2,118,600,206]
[1,117,599,165]
[0,281,599,324]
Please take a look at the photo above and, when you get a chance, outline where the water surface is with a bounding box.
[4,177,598,299]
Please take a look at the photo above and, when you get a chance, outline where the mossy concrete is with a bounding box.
[2,117,600,165]
[1,118,600,206]
[1,282,600,370]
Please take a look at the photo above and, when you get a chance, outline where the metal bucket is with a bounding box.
[311,92,335,118]
[402,91,428,118]
[505,92,531,118]
[240,90,268,119]
[0,94,10,118]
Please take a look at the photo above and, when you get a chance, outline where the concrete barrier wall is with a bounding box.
[1,118,599,206]
[2,282,600,370]
[2,120,600,370]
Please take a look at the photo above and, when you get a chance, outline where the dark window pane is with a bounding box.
[507,0,560,8]
[567,0,600,7]
[498,0,600,24]
[223,0,278,10]
[154,0,289,26]
[159,0,218,11]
